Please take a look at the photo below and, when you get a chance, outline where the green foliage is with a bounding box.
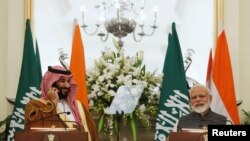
[0,115,11,141]
[241,109,250,125]
[86,40,163,140]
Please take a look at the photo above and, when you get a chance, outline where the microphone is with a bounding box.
[225,119,233,125]
[25,111,71,130]
[53,111,71,131]
[198,119,233,130]
[63,111,71,115]
[55,111,83,131]
[39,111,83,132]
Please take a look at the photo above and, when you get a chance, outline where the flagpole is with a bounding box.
[214,0,224,55]
[24,0,35,46]
[214,0,218,53]
[219,0,224,23]
[24,0,34,24]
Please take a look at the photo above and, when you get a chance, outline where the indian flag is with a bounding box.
[206,27,240,124]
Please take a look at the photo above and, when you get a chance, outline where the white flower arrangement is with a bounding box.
[86,40,163,140]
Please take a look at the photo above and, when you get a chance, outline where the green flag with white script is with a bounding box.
[154,22,190,141]
[7,19,42,141]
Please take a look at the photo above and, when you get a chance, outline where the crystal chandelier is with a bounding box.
[81,0,158,47]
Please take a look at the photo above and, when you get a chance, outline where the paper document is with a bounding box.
[107,85,144,114]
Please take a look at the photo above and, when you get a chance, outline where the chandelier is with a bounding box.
[81,0,158,47]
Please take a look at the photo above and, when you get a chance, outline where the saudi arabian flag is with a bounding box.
[154,22,190,141]
[7,19,42,141]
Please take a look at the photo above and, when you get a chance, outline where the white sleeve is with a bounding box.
[172,120,179,132]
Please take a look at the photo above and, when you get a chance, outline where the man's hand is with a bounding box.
[47,87,59,105]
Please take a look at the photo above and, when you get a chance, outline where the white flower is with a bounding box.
[108,90,116,96]
[89,100,94,107]
[87,46,163,131]
[92,84,100,92]
[139,104,146,113]
[132,67,141,76]
[97,91,104,96]
[88,91,96,99]
[103,47,114,59]
[137,50,144,62]
[98,75,105,82]
[104,107,109,114]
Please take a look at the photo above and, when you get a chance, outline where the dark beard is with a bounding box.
[58,91,69,99]
[52,83,70,99]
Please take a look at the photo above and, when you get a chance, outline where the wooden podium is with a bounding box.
[168,132,207,141]
[14,128,88,141]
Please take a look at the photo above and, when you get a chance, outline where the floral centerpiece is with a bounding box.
[86,40,163,141]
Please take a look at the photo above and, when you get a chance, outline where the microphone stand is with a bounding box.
[116,111,123,141]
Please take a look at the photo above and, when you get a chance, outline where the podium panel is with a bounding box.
[14,130,88,141]
[168,132,207,141]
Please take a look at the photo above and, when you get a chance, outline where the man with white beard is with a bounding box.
[176,84,227,131]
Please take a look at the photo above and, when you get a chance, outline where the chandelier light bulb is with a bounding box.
[80,0,158,47]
